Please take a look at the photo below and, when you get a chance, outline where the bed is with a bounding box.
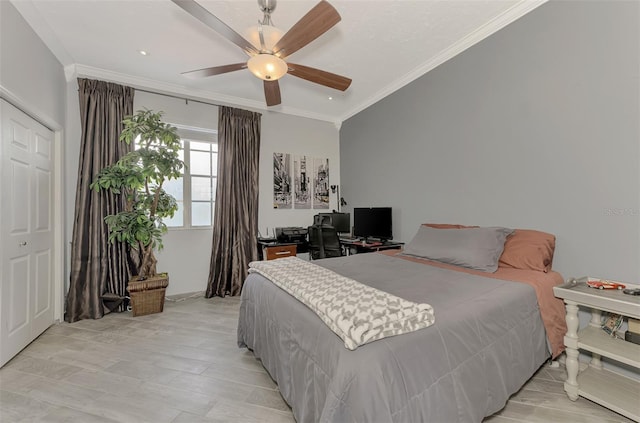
[237,225,567,422]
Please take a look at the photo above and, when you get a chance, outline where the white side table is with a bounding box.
[554,278,640,422]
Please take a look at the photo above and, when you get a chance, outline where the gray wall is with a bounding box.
[258,112,341,236]
[1,1,67,320]
[0,1,66,127]
[340,0,639,283]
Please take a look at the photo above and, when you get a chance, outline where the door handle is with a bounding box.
[19,241,27,246]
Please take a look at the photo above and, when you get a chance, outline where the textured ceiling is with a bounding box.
[12,0,546,123]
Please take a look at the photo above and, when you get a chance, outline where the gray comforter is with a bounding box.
[237,253,550,423]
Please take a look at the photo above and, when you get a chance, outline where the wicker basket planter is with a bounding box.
[128,274,169,317]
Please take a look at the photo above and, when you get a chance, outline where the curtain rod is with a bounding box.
[135,88,223,108]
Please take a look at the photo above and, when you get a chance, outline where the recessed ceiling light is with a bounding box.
[328,96,333,100]
[138,50,148,56]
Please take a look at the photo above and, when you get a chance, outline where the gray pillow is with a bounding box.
[402,226,514,272]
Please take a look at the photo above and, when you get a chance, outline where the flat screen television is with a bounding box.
[353,207,393,241]
[316,212,351,234]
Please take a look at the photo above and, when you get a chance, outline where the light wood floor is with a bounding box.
[0,295,634,423]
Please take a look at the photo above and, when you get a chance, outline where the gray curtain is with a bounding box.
[206,106,261,297]
[65,78,136,322]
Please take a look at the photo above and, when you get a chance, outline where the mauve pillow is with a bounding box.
[498,229,556,272]
[403,226,514,272]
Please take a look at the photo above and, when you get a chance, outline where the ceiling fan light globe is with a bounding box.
[245,25,284,52]
[247,54,288,81]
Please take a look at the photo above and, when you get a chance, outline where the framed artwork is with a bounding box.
[312,157,329,209]
[273,152,292,209]
[293,155,311,209]
[273,153,331,210]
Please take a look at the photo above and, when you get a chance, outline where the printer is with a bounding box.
[275,227,309,253]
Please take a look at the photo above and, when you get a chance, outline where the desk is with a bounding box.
[263,243,297,260]
[257,238,306,260]
[340,239,404,255]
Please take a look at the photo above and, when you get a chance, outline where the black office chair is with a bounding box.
[313,214,332,226]
[307,224,323,260]
[320,225,342,258]
[308,223,343,260]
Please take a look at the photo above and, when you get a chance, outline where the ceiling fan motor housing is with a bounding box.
[258,0,277,14]
[258,0,277,26]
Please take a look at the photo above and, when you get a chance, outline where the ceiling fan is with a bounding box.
[171,0,352,107]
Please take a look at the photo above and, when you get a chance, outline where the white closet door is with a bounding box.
[0,99,55,367]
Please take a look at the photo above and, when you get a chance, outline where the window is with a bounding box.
[161,125,218,229]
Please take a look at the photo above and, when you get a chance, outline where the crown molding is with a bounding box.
[339,0,548,123]
[11,0,339,125]
[72,65,340,125]
[63,64,77,83]
[14,0,543,128]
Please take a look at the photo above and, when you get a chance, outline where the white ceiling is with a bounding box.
[12,0,546,124]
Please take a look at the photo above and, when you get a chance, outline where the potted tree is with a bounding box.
[91,109,184,316]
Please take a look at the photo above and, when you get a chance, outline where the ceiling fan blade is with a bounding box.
[264,80,282,106]
[272,1,341,59]
[287,63,351,91]
[181,63,247,78]
[171,0,259,56]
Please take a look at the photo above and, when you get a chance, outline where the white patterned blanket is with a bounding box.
[248,257,435,350]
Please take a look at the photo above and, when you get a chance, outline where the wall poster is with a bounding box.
[273,153,330,210]
[312,157,330,209]
[273,152,292,209]
[293,155,311,209]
